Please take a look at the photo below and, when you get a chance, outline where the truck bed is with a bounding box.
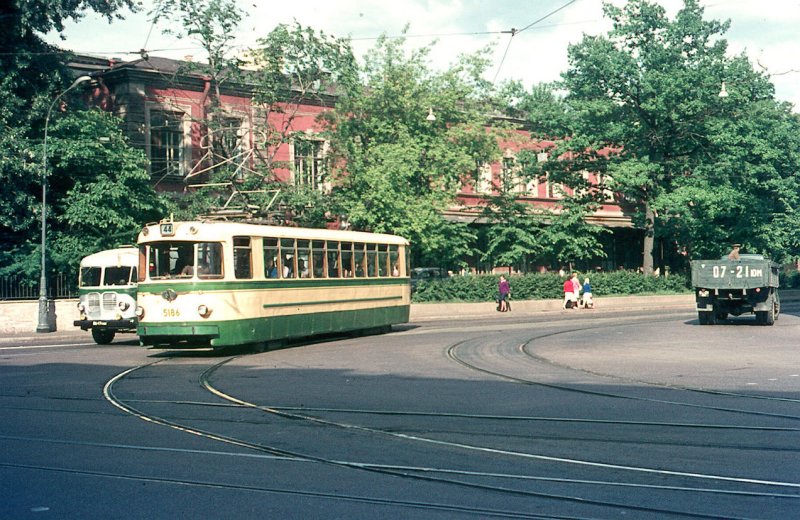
[690,258,779,290]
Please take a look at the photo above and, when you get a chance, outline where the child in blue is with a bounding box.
[581,278,593,308]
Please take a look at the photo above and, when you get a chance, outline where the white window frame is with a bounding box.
[145,103,191,179]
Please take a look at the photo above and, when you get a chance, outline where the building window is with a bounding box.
[149,109,186,178]
[293,137,326,189]
[546,172,564,199]
[501,155,526,194]
[478,162,493,193]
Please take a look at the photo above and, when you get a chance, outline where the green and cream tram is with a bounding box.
[135,219,410,349]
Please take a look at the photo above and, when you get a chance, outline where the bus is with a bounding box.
[135,219,410,349]
[73,247,139,344]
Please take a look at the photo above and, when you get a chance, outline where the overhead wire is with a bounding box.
[492,0,582,83]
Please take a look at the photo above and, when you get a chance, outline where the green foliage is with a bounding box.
[2,109,166,279]
[324,32,501,267]
[0,0,144,281]
[412,271,691,303]
[540,0,800,272]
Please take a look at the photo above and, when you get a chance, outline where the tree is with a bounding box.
[323,32,500,268]
[0,0,144,282]
[548,0,792,272]
[157,2,358,224]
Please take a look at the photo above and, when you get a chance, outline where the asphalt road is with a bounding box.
[1,306,799,519]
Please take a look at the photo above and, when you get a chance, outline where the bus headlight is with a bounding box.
[118,301,130,311]
[197,304,212,318]
[135,306,145,319]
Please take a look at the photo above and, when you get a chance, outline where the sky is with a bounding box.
[44,0,800,110]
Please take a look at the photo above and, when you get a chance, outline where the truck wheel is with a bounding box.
[764,303,776,326]
[698,312,711,325]
[715,312,728,321]
[91,329,115,344]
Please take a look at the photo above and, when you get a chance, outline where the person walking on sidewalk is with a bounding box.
[562,277,574,309]
[570,272,581,310]
[581,277,594,309]
[498,275,511,312]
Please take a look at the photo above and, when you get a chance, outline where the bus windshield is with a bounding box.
[146,241,223,279]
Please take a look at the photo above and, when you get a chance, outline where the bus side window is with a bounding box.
[234,236,252,279]
[264,238,279,278]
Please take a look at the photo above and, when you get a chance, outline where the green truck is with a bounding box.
[690,254,780,325]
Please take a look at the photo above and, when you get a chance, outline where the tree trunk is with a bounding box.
[642,201,655,275]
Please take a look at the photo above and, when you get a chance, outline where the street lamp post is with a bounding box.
[36,75,92,333]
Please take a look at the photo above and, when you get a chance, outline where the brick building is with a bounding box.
[70,54,643,271]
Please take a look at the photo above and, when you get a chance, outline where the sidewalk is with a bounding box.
[410,293,695,321]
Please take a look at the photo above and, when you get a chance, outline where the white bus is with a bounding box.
[73,247,138,344]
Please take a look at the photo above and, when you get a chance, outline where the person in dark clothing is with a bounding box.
[498,275,511,312]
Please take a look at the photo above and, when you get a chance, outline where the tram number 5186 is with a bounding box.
[163,308,181,318]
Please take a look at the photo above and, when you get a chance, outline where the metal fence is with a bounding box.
[0,273,77,301]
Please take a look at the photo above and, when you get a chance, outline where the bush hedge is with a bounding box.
[412,271,692,303]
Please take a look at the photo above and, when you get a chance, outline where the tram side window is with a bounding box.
[377,244,388,277]
[340,242,354,278]
[353,243,366,277]
[312,240,325,278]
[327,241,340,278]
[296,240,311,278]
[389,245,400,276]
[197,242,223,278]
[147,242,191,279]
[264,238,279,278]
[367,244,379,277]
[281,238,296,278]
[234,236,252,279]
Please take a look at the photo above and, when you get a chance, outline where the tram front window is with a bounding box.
[147,242,223,279]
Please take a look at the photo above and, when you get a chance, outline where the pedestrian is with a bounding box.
[498,275,511,312]
[581,277,593,309]
[570,272,581,310]
[562,276,574,309]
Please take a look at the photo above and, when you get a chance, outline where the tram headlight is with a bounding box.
[118,301,130,311]
[197,304,212,318]
[135,306,145,319]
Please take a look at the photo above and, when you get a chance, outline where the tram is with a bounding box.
[74,247,139,344]
[135,219,410,349]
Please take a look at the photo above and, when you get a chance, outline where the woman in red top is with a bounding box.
[562,278,574,309]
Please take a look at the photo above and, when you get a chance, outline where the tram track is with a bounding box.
[99,315,800,519]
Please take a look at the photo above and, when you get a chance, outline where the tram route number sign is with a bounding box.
[160,222,175,236]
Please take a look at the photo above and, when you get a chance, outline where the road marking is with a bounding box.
[0,343,92,351]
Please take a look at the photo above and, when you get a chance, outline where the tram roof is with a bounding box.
[138,221,409,245]
[79,247,138,267]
